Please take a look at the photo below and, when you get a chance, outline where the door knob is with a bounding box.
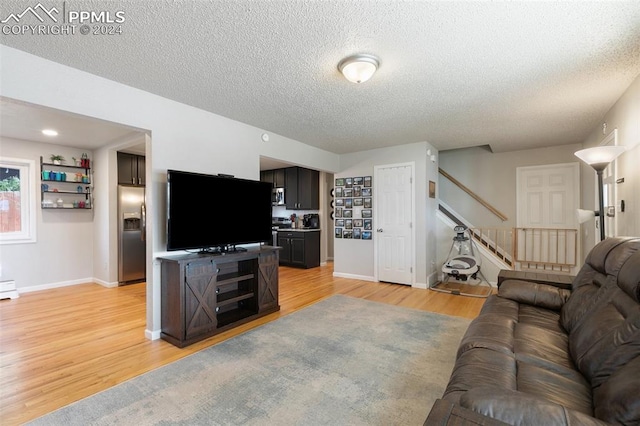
[377,228,383,232]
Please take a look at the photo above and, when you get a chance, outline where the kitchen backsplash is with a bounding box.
[272,206,320,217]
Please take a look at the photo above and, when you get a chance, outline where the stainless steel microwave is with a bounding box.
[273,187,285,205]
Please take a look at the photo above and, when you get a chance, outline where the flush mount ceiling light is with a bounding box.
[338,54,379,84]
[42,129,58,136]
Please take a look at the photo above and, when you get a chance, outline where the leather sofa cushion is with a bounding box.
[459,388,611,426]
[618,250,640,303]
[479,294,519,319]
[457,315,515,358]
[517,303,566,334]
[593,355,640,425]
[443,348,517,403]
[569,286,640,384]
[499,280,570,310]
[577,237,640,279]
[456,296,518,358]
[562,238,640,334]
[516,361,593,415]
[514,323,574,372]
[561,273,610,333]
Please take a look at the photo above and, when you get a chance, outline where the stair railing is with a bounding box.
[439,168,508,222]
[469,227,515,268]
[514,227,578,273]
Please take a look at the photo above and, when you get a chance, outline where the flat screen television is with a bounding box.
[167,169,273,252]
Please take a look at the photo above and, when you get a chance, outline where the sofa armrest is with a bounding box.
[498,280,571,310]
[497,270,574,290]
[424,399,509,426]
[460,388,612,426]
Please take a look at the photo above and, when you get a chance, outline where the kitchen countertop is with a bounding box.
[277,228,321,232]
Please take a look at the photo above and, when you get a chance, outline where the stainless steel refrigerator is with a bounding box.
[118,185,146,285]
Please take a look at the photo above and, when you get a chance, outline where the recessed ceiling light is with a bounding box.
[42,129,58,136]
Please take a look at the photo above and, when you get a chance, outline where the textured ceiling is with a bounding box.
[0,98,142,149]
[1,1,640,154]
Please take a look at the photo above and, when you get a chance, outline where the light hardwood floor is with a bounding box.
[0,262,489,425]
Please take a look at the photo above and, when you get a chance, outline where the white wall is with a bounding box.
[335,141,439,288]
[1,46,340,339]
[0,138,95,289]
[579,73,640,254]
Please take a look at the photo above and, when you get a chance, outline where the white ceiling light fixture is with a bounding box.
[42,129,58,136]
[338,54,379,84]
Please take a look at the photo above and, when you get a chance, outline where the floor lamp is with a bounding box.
[574,145,626,241]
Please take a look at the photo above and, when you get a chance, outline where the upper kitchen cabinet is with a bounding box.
[260,169,286,188]
[285,167,319,210]
[118,152,145,186]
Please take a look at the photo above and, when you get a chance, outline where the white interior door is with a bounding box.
[375,163,413,285]
[516,163,580,268]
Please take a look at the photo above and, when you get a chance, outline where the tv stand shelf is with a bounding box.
[217,289,254,306]
[216,272,254,287]
[217,308,256,328]
[159,246,280,348]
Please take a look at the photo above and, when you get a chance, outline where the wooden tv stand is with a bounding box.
[159,246,280,348]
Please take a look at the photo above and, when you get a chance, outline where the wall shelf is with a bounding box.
[40,156,93,210]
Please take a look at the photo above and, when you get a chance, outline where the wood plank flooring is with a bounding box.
[0,262,490,425]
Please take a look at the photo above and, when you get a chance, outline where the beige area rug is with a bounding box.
[28,295,470,426]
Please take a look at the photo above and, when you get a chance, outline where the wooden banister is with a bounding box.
[439,168,508,222]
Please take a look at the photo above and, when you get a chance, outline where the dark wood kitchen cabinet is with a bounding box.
[260,169,286,188]
[285,167,319,210]
[277,230,320,268]
[117,152,145,186]
[159,247,280,348]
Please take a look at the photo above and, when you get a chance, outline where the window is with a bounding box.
[0,157,36,244]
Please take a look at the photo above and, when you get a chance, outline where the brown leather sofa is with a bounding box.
[425,237,640,426]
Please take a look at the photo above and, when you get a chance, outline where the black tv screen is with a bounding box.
[167,169,272,251]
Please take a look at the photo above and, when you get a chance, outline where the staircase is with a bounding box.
[439,168,577,274]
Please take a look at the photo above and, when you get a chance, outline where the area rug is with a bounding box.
[28,295,470,426]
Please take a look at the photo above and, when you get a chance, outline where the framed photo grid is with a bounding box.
[334,175,372,240]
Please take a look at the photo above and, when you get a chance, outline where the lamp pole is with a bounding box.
[574,144,626,243]
[596,169,605,241]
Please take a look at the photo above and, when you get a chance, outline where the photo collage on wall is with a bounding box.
[332,176,372,240]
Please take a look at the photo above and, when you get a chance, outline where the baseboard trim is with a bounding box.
[332,272,376,282]
[145,329,161,341]
[20,278,96,293]
[94,278,119,288]
[412,282,428,289]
